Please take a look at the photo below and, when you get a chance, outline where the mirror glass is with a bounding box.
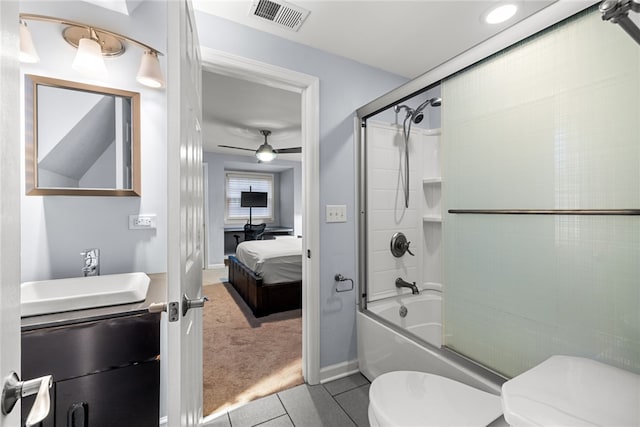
[25,75,141,196]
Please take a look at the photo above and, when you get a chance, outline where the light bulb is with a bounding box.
[19,20,40,63]
[72,36,108,78]
[485,4,518,24]
[136,51,164,88]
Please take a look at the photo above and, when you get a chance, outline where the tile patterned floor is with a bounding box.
[206,373,371,427]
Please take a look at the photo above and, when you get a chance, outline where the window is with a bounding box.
[225,172,274,222]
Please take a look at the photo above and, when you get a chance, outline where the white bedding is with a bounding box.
[235,237,303,284]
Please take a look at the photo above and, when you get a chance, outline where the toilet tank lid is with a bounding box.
[501,355,640,427]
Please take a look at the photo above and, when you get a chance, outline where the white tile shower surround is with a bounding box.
[206,372,509,427]
[366,121,427,302]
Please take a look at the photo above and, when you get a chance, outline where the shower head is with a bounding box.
[410,97,442,124]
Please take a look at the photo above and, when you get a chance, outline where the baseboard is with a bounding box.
[319,359,360,383]
[207,263,226,270]
[159,416,167,427]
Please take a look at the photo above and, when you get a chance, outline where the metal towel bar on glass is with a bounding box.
[448,209,640,216]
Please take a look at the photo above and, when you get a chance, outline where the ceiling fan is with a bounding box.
[218,130,302,162]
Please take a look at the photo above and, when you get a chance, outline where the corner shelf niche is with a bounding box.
[423,177,442,184]
[421,129,443,297]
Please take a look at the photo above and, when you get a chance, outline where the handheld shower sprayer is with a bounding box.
[395,97,442,208]
[411,97,442,124]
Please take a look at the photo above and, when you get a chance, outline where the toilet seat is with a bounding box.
[501,356,640,427]
[368,371,503,427]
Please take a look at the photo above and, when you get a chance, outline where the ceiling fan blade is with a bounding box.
[274,147,302,154]
[218,144,256,152]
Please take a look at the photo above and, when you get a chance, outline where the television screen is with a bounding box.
[241,191,268,208]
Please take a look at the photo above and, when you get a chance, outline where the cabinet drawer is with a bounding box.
[56,360,159,427]
[22,312,160,381]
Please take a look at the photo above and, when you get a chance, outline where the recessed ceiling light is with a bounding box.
[485,4,518,24]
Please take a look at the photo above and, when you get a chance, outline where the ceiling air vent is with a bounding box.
[249,0,310,32]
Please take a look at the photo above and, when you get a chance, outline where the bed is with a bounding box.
[228,236,302,317]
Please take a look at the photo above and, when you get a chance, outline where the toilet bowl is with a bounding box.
[368,371,503,427]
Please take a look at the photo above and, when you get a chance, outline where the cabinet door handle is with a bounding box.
[67,401,88,427]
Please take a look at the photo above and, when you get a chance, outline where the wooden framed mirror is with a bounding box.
[25,75,141,196]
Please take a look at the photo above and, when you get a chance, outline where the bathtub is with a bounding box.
[357,290,505,395]
[367,292,442,348]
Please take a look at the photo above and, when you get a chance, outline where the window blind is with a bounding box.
[225,172,274,221]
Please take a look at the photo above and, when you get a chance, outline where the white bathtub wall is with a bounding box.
[368,291,442,348]
[422,223,443,288]
[366,121,424,301]
[443,10,640,378]
[357,312,503,395]
[421,132,443,289]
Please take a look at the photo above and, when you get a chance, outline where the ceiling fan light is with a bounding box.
[137,50,164,88]
[72,35,108,78]
[256,143,277,162]
[20,20,40,63]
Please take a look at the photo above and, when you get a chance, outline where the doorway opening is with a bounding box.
[199,49,319,420]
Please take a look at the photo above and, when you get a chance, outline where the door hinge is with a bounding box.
[307,249,311,259]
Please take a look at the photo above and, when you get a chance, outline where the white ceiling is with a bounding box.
[196,0,557,159]
[82,0,559,160]
[202,72,302,159]
[194,0,556,79]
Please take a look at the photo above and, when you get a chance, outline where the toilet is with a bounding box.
[368,370,503,427]
[369,356,640,427]
[501,355,640,427]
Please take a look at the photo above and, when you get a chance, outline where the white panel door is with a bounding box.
[166,0,204,425]
[0,2,22,426]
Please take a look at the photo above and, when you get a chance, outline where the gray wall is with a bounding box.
[20,0,168,282]
[196,12,408,369]
[204,151,301,266]
[19,0,169,419]
[280,168,295,229]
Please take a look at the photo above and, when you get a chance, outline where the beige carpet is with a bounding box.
[202,271,303,415]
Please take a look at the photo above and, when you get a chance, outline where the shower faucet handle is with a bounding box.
[406,244,414,256]
[390,232,415,257]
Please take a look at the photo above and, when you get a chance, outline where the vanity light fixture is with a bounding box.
[70,29,109,78]
[136,51,164,88]
[19,14,165,89]
[19,20,39,63]
[484,3,518,24]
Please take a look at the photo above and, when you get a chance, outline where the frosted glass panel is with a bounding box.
[443,10,640,377]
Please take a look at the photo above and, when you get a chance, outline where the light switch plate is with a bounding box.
[129,214,157,229]
[326,205,347,223]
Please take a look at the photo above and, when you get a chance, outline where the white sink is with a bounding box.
[21,272,150,317]
[501,355,640,427]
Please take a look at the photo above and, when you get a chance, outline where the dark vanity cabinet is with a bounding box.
[21,312,160,427]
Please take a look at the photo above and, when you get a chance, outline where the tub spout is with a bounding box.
[396,277,419,294]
